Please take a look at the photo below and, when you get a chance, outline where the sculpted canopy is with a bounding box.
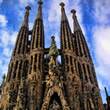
[49,36,59,58]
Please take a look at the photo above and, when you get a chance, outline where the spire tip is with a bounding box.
[51,36,55,40]
[71,9,76,14]
[25,5,31,10]
[38,0,43,5]
[60,2,65,7]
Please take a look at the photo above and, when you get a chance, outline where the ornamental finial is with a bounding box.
[25,5,31,11]
[60,2,65,7]
[71,9,76,15]
[49,36,59,57]
[22,5,31,27]
[38,0,43,5]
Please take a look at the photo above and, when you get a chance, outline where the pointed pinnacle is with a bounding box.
[71,9,76,15]
[36,0,43,19]
[51,36,55,40]
[105,87,109,97]
[59,2,67,22]
[60,2,65,7]
[38,0,43,5]
[22,5,31,27]
[71,9,81,32]
[25,5,31,17]
[25,5,31,10]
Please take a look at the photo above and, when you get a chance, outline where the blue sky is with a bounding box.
[0,0,110,103]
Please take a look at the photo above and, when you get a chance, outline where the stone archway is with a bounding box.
[41,86,70,110]
[48,92,62,110]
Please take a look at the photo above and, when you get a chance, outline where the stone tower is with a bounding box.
[104,87,110,110]
[0,0,104,110]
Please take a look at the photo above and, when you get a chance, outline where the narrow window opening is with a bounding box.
[13,61,18,79]
[38,54,41,70]
[34,63,36,72]
[35,54,37,63]
[57,55,61,64]
[65,55,68,64]
[71,67,74,73]
[70,56,72,65]
[8,63,13,81]
[18,61,22,79]
[87,65,93,83]
[28,35,31,41]
[78,62,83,80]
[83,64,87,81]
[62,24,67,49]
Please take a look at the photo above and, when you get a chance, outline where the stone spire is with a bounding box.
[29,1,44,109]
[71,9,97,82]
[60,2,73,50]
[37,0,43,19]
[105,87,110,110]
[0,1,104,110]
[16,79,26,109]
[13,5,31,55]
[48,36,59,70]
[71,9,92,59]
[71,9,81,32]
[3,7,31,109]
[49,36,59,58]
[41,37,70,110]
[59,3,81,109]
[60,2,67,22]
[6,5,31,82]
[105,87,109,98]
[22,5,31,27]
[70,9,104,110]
[31,0,44,49]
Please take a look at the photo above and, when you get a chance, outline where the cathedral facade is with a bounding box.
[0,0,105,110]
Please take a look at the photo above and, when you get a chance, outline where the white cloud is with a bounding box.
[29,22,34,30]
[2,47,12,58]
[0,55,10,81]
[0,30,17,47]
[48,0,68,23]
[46,0,86,44]
[0,60,2,67]
[10,31,18,46]
[0,0,3,4]
[0,14,8,27]
[19,0,35,6]
[0,0,109,103]
[48,0,82,25]
[0,30,10,47]
[92,0,110,102]
[0,29,17,80]
[93,0,110,24]
[0,62,8,75]
[93,26,110,66]
[0,30,17,76]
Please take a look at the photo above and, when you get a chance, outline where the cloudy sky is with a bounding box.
[0,0,110,103]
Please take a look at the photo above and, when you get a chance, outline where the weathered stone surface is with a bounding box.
[0,1,105,110]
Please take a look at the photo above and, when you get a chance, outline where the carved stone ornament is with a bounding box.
[41,36,70,110]
[49,100,61,110]
[84,81,94,93]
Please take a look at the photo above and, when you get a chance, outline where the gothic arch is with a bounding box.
[41,86,70,110]
[49,92,62,109]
